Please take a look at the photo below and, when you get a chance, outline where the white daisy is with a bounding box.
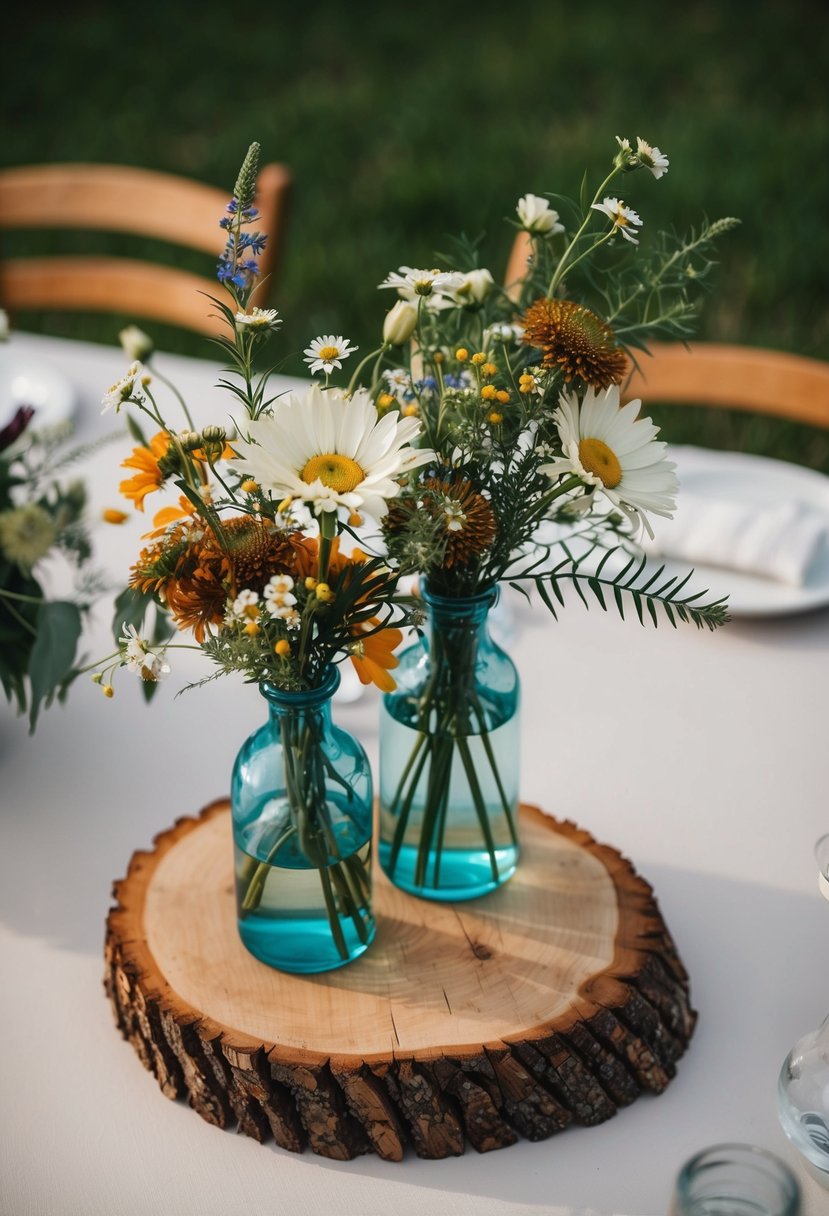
[263,574,297,618]
[119,325,153,361]
[516,194,564,236]
[101,361,149,414]
[119,623,170,682]
[539,384,678,537]
[635,137,669,179]
[235,307,282,332]
[591,197,643,244]
[233,384,434,519]
[303,335,358,376]
[378,267,465,300]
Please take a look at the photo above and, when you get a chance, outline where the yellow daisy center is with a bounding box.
[301,453,365,493]
[318,345,340,361]
[578,437,622,488]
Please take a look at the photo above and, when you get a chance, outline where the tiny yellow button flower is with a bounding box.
[455,347,469,362]
[482,362,498,378]
[496,390,510,404]
[433,351,445,364]
[470,352,486,365]
[102,684,115,698]
[274,639,292,658]
[102,508,129,525]
[315,582,335,603]
[402,403,419,417]
[487,411,504,425]
[240,479,259,494]
[304,576,318,590]
[481,384,498,401]
[91,672,103,685]
[377,392,395,409]
[244,621,260,637]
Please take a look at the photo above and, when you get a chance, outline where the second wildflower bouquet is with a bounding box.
[357,136,736,899]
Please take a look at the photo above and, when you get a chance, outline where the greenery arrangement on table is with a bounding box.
[0,311,96,730]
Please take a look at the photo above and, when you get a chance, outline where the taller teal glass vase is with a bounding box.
[231,666,375,973]
[378,586,521,901]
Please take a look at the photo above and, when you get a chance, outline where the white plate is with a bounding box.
[648,445,829,619]
[0,347,76,432]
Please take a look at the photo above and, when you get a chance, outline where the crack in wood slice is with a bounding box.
[104,800,696,1160]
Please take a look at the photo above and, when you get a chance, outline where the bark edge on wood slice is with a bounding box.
[104,800,696,1161]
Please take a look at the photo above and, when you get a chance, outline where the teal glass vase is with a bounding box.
[231,666,375,973]
[378,586,521,901]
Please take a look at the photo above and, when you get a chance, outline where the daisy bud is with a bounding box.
[305,576,318,590]
[315,582,335,603]
[382,300,418,345]
[178,430,202,451]
[102,684,115,698]
[119,325,154,362]
[516,193,564,236]
[91,672,103,685]
[202,425,227,444]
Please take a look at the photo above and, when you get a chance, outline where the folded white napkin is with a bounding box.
[645,490,829,586]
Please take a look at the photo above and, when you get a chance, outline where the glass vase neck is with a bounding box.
[259,665,340,715]
[422,585,499,627]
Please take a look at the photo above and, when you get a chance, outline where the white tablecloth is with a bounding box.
[1,333,828,1216]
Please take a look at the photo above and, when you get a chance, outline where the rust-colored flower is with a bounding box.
[131,516,294,642]
[520,297,627,389]
[428,476,497,568]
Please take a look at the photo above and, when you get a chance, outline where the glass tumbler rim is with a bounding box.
[674,1141,801,1216]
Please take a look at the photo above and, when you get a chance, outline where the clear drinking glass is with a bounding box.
[776,833,829,1184]
[670,1143,801,1216]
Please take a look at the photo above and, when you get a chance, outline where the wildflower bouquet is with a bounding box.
[0,326,94,731]
[334,136,736,897]
[97,145,431,966]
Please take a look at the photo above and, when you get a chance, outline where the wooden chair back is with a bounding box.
[0,161,292,336]
[504,231,829,429]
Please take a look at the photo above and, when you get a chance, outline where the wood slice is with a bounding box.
[105,801,696,1161]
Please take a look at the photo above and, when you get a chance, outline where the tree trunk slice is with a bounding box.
[104,800,695,1161]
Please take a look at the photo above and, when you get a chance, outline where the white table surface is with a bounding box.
[2,331,828,1216]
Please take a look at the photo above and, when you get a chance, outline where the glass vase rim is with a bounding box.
[422,584,499,611]
[674,1141,801,1212]
[259,664,341,708]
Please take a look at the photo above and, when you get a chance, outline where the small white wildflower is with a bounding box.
[484,322,525,346]
[442,499,467,532]
[635,136,669,179]
[303,335,358,376]
[101,361,147,414]
[516,194,564,236]
[270,604,301,627]
[591,197,643,244]
[378,267,465,299]
[119,623,170,682]
[226,589,261,623]
[235,307,282,332]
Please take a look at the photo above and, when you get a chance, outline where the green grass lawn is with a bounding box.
[5,0,829,467]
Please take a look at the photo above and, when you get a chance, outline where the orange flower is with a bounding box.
[144,495,198,538]
[350,620,403,692]
[120,431,172,511]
